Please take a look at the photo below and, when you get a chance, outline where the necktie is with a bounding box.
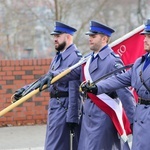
[56,52,62,62]
[143,53,150,70]
[91,54,98,63]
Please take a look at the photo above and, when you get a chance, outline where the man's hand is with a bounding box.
[39,73,53,91]
[13,88,25,103]
[80,81,98,95]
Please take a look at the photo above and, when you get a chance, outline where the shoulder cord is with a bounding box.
[139,55,150,92]
[139,71,150,92]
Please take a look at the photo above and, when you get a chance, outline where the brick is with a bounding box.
[23,102,35,107]
[13,71,25,75]
[28,59,33,65]
[41,59,46,65]
[26,115,33,120]
[22,75,34,80]
[6,89,13,94]
[3,67,14,71]
[6,71,13,75]
[15,75,22,80]
[14,117,26,121]
[25,70,33,75]
[4,84,15,89]
[37,59,42,65]
[0,117,7,121]
[10,60,16,66]
[35,97,44,101]
[35,101,42,106]
[3,76,15,80]
[23,66,34,70]
[1,60,6,66]
[34,66,42,70]
[42,101,49,106]
[16,121,23,126]
[23,120,35,125]
[34,74,41,79]
[33,70,45,75]
[13,80,26,86]
[6,61,11,66]
[0,72,6,76]
[13,60,20,66]
[13,107,26,112]
[33,59,38,65]
[15,66,22,70]
[33,115,46,119]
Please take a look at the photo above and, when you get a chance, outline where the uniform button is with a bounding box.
[134,120,137,122]
[141,121,144,124]
[88,115,91,117]
[144,106,148,109]
[145,91,148,94]
[90,101,93,103]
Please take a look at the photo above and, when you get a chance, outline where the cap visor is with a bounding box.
[140,31,150,35]
[85,31,97,35]
[50,31,63,35]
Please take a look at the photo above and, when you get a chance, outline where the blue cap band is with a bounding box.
[54,26,75,35]
[51,21,77,35]
[86,21,115,37]
[145,25,150,31]
[90,26,112,36]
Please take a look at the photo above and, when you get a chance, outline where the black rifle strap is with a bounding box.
[139,71,150,93]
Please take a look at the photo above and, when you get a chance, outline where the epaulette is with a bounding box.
[111,52,120,58]
[75,51,82,57]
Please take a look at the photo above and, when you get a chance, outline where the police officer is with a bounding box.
[78,21,136,150]
[80,19,150,150]
[14,22,82,150]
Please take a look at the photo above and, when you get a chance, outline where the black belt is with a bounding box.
[138,97,150,105]
[50,91,69,98]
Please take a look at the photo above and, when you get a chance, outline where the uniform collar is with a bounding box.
[61,44,76,60]
[97,45,110,59]
[147,52,150,58]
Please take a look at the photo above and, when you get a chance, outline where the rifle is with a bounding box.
[0,55,91,117]
[79,63,133,93]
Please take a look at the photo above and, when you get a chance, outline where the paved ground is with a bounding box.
[0,124,46,150]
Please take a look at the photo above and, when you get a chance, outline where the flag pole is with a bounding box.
[110,25,144,47]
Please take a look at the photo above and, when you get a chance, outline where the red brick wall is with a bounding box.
[0,59,52,127]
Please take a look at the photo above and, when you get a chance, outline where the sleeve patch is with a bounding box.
[115,63,123,69]
[75,51,82,57]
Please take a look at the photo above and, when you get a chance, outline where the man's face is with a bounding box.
[88,34,106,52]
[144,34,150,52]
[53,33,67,51]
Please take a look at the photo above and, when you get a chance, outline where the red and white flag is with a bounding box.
[110,25,145,65]
[110,25,146,102]
[83,57,132,146]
